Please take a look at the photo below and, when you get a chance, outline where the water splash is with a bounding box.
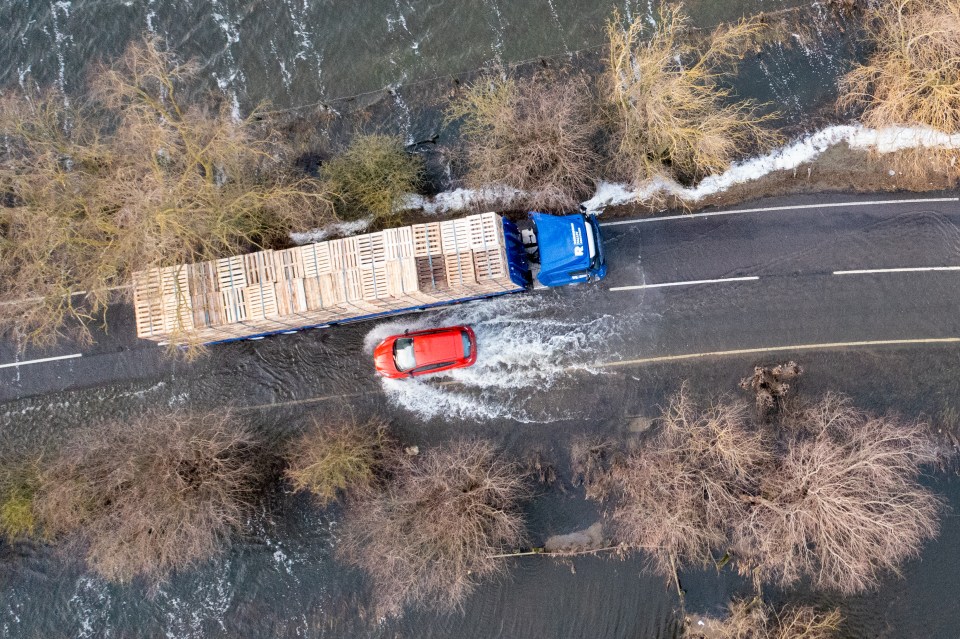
[367,296,621,422]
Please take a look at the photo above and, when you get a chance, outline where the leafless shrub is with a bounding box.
[321,133,423,222]
[571,437,616,500]
[36,411,264,583]
[688,599,840,639]
[734,393,941,594]
[284,416,391,506]
[0,36,335,348]
[605,3,781,189]
[338,439,527,617]
[739,361,803,414]
[597,387,767,589]
[446,71,599,210]
[839,0,960,133]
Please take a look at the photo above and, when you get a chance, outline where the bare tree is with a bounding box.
[839,0,960,133]
[338,439,527,616]
[605,3,781,188]
[596,388,768,591]
[688,598,841,639]
[734,393,941,594]
[0,36,335,348]
[37,410,264,583]
[446,71,599,210]
[285,416,391,506]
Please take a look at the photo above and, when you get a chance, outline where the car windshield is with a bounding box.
[393,338,416,372]
[461,330,472,358]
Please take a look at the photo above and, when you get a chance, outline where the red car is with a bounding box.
[373,325,477,379]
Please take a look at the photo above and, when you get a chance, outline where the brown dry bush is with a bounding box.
[338,439,527,616]
[597,387,767,588]
[605,3,781,187]
[320,133,423,222]
[593,385,941,597]
[688,599,840,639]
[0,36,335,348]
[285,416,391,506]
[446,71,599,210]
[839,0,960,133]
[36,410,264,583]
[734,393,941,594]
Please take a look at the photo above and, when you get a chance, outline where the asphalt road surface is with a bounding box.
[3,190,960,407]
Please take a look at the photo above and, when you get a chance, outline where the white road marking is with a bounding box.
[610,276,759,292]
[834,266,960,275]
[0,352,82,369]
[599,197,960,227]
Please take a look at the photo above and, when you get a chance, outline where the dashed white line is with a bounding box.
[0,352,82,370]
[599,197,960,227]
[610,276,759,292]
[833,266,960,275]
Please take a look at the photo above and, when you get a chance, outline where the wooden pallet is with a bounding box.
[132,212,515,342]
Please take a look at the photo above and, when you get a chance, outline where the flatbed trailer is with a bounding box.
[132,212,532,345]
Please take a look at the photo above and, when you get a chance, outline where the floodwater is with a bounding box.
[2,1,957,638]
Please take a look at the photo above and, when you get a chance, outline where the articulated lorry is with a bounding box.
[131,211,607,345]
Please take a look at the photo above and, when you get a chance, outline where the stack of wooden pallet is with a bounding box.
[132,212,523,343]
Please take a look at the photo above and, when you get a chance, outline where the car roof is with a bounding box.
[411,328,466,367]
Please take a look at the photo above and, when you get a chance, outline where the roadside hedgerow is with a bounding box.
[321,133,423,221]
[605,3,780,187]
[446,71,599,210]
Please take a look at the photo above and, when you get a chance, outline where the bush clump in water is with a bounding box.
[446,71,599,210]
[605,3,781,188]
[338,439,527,616]
[321,133,423,221]
[0,456,42,542]
[588,386,941,596]
[36,410,265,583]
[285,416,391,506]
[687,599,841,639]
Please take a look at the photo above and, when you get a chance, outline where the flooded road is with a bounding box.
[1,0,958,635]
[3,194,960,637]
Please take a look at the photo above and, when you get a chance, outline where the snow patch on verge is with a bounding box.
[402,185,526,216]
[289,218,372,244]
[581,124,960,213]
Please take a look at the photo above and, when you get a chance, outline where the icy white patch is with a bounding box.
[289,218,372,244]
[367,296,617,422]
[580,181,636,213]
[580,124,960,213]
[401,185,526,216]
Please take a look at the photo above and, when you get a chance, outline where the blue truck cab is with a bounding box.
[526,212,607,287]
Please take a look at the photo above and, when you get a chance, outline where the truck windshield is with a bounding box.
[393,338,416,371]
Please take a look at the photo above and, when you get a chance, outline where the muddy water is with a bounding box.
[0,0,858,153]
[3,285,960,637]
[0,1,950,637]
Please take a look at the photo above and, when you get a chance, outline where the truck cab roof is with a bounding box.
[530,212,603,287]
